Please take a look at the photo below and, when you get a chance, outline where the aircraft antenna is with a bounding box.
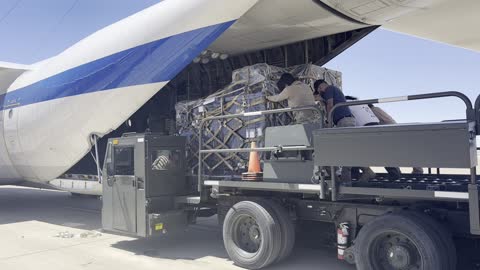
[53,0,80,30]
[0,0,23,24]
[30,0,80,61]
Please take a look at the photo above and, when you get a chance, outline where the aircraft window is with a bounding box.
[114,146,135,175]
[151,149,181,171]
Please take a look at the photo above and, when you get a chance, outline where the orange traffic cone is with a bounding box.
[242,141,263,181]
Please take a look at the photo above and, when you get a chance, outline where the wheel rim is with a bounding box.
[371,231,422,270]
[232,214,262,253]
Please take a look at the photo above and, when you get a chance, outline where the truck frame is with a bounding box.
[101,91,480,270]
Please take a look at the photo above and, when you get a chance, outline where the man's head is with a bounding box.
[277,73,296,91]
[314,79,329,94]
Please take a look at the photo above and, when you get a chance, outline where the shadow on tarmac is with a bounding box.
[0,186,101,230]
[1,186,479,270]
[110,217,355,270]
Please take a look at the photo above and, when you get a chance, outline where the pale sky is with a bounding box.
[325,29,480,124]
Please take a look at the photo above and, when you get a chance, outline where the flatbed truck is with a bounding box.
[101,91,480,270]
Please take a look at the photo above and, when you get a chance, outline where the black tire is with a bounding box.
[355,213,448,270]
[404,211,457,270]
[223,201,282,269]
[218,199,234,227]
[262,200,295,262]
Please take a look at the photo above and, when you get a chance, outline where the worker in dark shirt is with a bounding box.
[314,80,355,127]
[314,80,356,182]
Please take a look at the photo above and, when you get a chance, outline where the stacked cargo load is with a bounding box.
[175,63,342,177]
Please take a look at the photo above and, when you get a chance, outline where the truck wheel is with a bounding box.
[355,213,448,270]
[223,201,282,269]
[262,200,295,262]
[404,211,457,270]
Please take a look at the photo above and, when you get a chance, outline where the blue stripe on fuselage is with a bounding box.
[0,20,235,110]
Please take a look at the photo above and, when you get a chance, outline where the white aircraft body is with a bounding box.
[0,0,479,186]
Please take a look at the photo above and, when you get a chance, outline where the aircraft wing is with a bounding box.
[316,0,480,52]
[209,0,368,55]
[383,0,480,52]
[209,0,480,56]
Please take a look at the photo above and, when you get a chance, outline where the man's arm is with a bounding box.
[326,99,334,116]
[373,107,397,124]
[266,87,290,102]
[322,87,335,115]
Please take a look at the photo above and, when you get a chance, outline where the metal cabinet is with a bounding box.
[102,133,187,237]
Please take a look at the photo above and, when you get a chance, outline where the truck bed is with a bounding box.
[352,173,480,192]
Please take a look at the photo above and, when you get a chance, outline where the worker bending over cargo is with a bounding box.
[266,73,316,123]
[346,96,402,181]
[369,104,424,175]
[344,96,380,181]
[313,79,355,182]
[368,104,396,125]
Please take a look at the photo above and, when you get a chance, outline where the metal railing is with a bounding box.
[475,94,480,134]
[326,91,476,199]
[196,105,322,197]
[328,91,475,128]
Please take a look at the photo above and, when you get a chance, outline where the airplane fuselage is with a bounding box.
[0,0,258,183]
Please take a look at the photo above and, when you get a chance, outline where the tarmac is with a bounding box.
[0,186,355,270]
